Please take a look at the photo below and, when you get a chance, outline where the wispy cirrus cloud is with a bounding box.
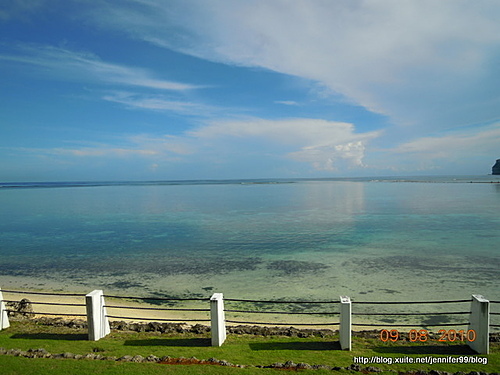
[390,123,500,159]
[363,122,500,173]
[4,133,193,161]
[275,100,300,106]
[0,44,198,91]
[102,91,221,116]
[0,0,45,21]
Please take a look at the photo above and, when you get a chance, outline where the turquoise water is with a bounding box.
[0,176,499,307]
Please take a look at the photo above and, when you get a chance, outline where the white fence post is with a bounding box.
[86,290,110,341]
[210,293,226,347]
[468,294,489,354]
[339,296,352,350]
[0,288,10,330]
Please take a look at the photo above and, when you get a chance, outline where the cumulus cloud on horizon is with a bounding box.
[188,117,380,171]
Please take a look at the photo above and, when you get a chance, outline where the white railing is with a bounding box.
[0,287,496,354]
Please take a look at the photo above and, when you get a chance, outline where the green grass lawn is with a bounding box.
[0,321,498,374]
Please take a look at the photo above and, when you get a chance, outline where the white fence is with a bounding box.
[0,287,496,354]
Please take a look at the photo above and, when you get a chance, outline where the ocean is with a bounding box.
[0,176,499,325]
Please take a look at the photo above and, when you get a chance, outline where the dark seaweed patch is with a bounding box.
[143,257,263,276]
[266,260,329,276]
[0,257,264,278]
[379,289,401,295]
[343,255,500,280]
[109,281,145,289]
[421,314,451,327]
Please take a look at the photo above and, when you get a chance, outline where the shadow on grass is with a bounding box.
[249,341,341,351]
[124,338,211,347]
[10,333,88,341]
[373,344,476,355]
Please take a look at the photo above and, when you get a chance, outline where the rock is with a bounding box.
[349,363,362,371]
[296,362,312,369]
[67,320,87,329]
[28,348,51,358]
[190,324,209,334]
[7,298,34,318]
[118,355,134,362]
[492,159,500,175]
[268,362,284,368]
[131,355,145,362]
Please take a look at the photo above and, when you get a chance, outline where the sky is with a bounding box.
[1,0,499,182]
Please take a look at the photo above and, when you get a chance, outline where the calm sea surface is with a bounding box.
[1,176,499,310]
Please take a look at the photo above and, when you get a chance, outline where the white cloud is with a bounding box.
[0,0,45,21]
[129,134,194,156]
[390,123,500,159]
[189,118,381,171]
[6,133,194,161]
[7,117,379,173]
[359,122,500,173]
[102,91,219,116]
[88,0,500,131]
[0,44,198,91]
[289,141,367,171]
[275,100,299,106]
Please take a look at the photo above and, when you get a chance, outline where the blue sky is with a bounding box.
[1,0,499,181]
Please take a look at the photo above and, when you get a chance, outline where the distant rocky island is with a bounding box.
[493,159,500,175]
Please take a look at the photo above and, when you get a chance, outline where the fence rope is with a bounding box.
[226,319,339,326]
[4,310,87,317]
[104,304,209,312]
[354,299,471,305]
[225,309,338,315]
[103,294,209,302]
[105,315,210,322]
[352,311,470,316]
[352,322,470,327]
[1,289,86,297]
[3,300,85,307]
[225,298,338,304]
